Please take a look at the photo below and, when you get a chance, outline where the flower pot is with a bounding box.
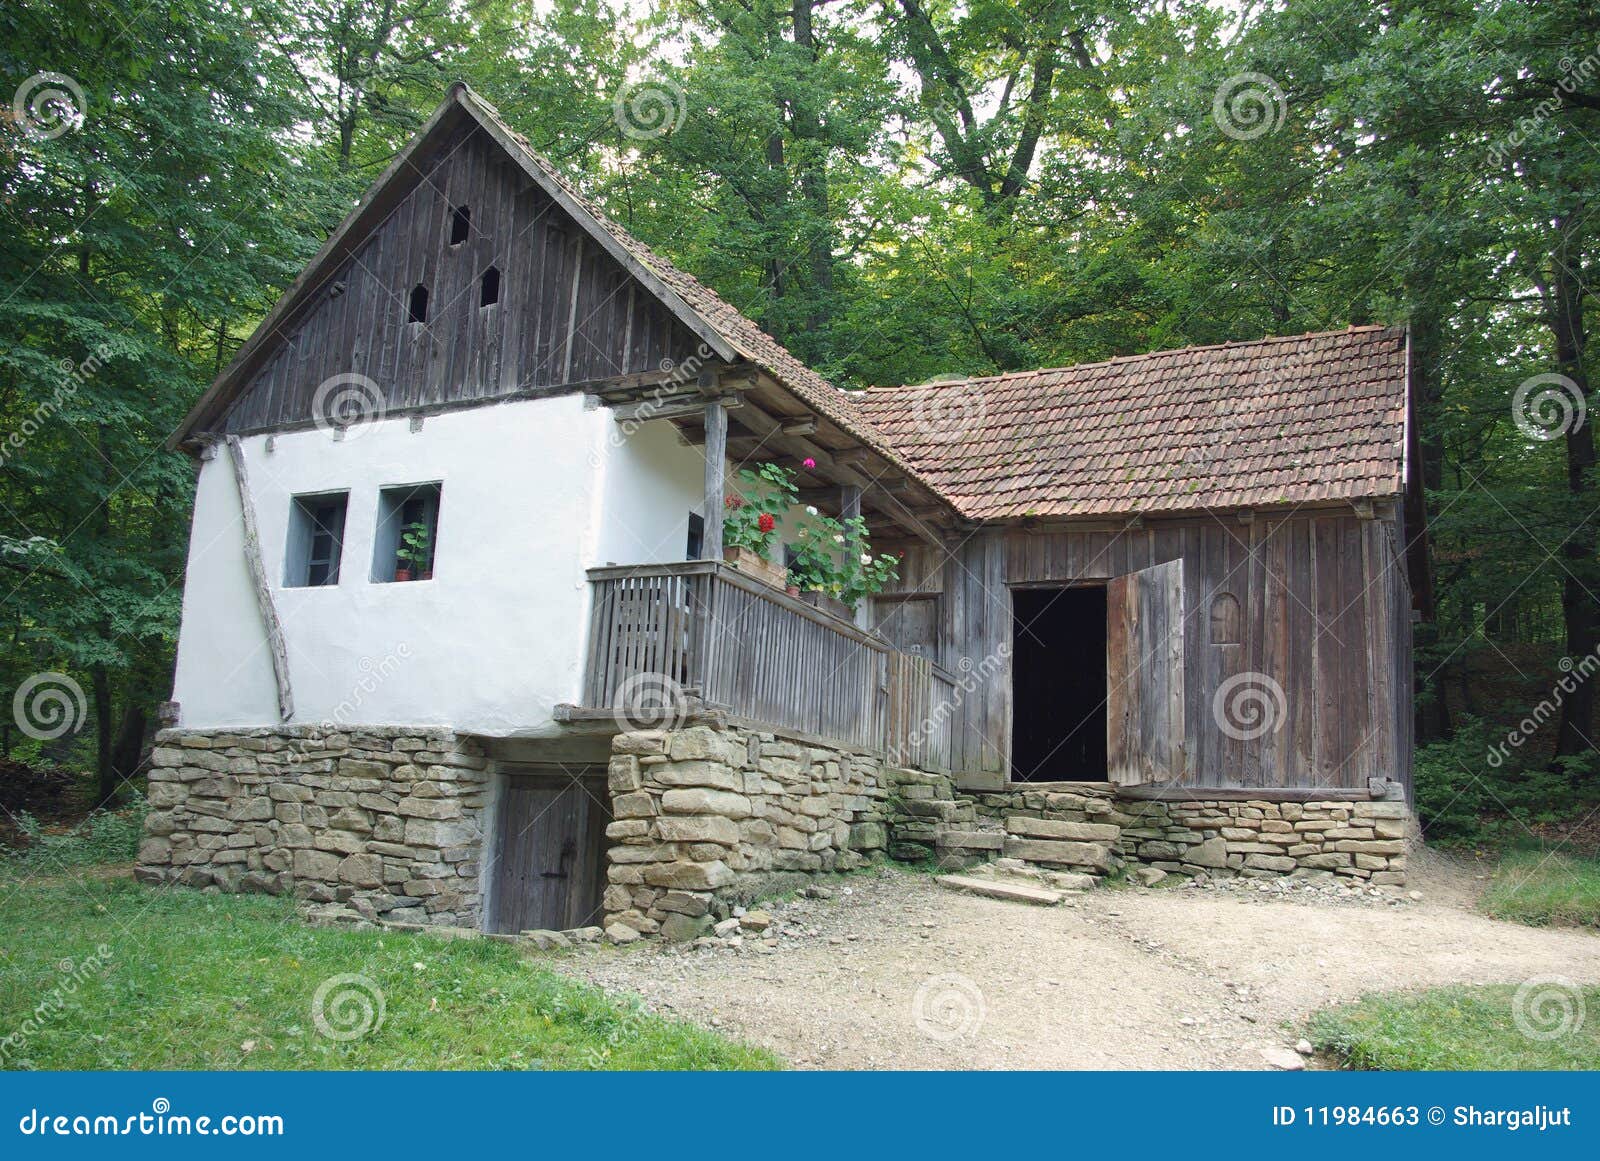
[786,584,800,597]
[394,567,412,582]
[800,591,853,621]
[420,569,433,581]
[723,545,787,590]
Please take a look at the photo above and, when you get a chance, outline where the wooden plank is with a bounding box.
[1106,558,1185,785]
[224,437,294,722]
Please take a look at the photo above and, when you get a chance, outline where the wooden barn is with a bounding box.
[137,85,1418,938]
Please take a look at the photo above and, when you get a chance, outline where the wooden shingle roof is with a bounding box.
[852,326,1409,521]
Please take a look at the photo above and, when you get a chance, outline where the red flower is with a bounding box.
[724,493,744,510]
[757,513,776,533]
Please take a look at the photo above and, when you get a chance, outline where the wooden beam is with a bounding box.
[702,400,728,560]
[731,397,948,547]
[780,416,819,437]
[225,437,294,722]
[612,392,742,425]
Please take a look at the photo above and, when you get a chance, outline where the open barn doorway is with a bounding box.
[1010,586,1108,781]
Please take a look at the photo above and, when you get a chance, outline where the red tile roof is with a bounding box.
[851,326,1409,521]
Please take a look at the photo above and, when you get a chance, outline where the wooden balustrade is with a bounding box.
[579,561,953,771]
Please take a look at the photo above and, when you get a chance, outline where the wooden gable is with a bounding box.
[215,122,706,435]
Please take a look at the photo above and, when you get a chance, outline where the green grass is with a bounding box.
[0,874,779,1070]
[1309,985,1600,1070]
[1480,848,1600,929]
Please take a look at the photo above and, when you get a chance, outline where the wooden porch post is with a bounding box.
[701,400,727,561]
[841,484,861,523]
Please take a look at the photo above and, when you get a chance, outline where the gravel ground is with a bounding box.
[554,850,1600,1070]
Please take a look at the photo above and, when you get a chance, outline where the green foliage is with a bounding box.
[397,522,432,572]
[1309,985,1600,1071]
[787,514,898,609]
[0,877,780,1070]
[722,463,799,558]
[1415,716,1599,845]
[1480,850,1600,930]
[0,794,147,876]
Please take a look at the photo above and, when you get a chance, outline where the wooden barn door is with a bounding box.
[489,768,610,934]
[1106,559,1187,785]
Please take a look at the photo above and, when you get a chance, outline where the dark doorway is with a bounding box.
[1011,586,1108,781]
[489,768,610,933]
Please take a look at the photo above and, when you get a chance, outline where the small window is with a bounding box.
[408,284,428,324]
[686,512,704,559]
[1210,592,1242,645]
[372,482,442,582]
[285,493,348,588]
[449,204,470,245]
[480,266,500,307]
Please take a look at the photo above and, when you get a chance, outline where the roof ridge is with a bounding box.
[862,325,1402,395]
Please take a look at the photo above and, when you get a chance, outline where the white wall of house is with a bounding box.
[171,393,848,733]
[173,395,690,734]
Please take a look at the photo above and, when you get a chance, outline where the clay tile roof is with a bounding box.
[851,326,1410,522]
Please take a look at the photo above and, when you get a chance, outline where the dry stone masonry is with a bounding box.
[601,724,896,941]
[970,786,1413,885]
[134,727,489,927]
[134,721,1416,944]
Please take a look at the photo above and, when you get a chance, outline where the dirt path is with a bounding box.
[557,853,1600,1069]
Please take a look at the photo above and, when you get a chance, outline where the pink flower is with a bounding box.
[802,457,816,470]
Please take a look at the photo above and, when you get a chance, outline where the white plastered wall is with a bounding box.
[171,394,839,733]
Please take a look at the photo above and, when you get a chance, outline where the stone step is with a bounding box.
[936,874,1065,906]
[935,828,1005,851]
[1006,815,1121,843]
[1001,835,1116,872]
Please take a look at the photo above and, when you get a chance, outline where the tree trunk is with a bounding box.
[1547,214,1596,761]
[91,665,116,805]
[110,702,147,797]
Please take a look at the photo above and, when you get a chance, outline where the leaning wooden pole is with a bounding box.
[225,436,294,722]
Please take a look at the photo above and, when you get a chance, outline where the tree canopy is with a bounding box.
[3,0,1597,828]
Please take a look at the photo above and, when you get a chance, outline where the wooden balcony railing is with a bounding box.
[576,561,953,771]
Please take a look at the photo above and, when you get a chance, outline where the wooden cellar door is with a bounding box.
[1106,559,1187,786]
[489,769,610,934]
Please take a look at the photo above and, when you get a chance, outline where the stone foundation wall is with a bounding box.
[601,725,894,941]
[134,727,490,926]
[970,787,1413,883]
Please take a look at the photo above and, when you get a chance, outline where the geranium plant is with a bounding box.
[722,462,798,559]
[787,512,898,610]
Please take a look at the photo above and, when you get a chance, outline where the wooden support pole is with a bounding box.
[841,484,862,523]
[225,436,294,722]
[701,400,728,561]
